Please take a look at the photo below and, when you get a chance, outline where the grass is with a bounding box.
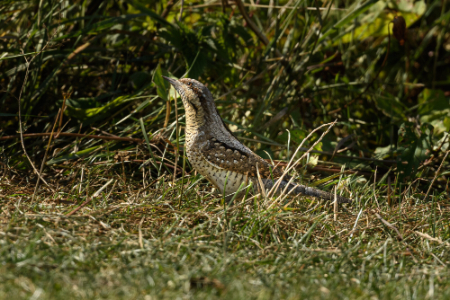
[1,0,450,298]
[1,159,449,299]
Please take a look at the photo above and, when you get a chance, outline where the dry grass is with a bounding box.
[1,158,449,299]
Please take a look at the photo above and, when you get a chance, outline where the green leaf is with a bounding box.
[337,1,426,44]
[132,1,173,27]
[130,71,151,90]
[154,65,170,101]
[374,144,396,159]
[375,94,408,121]
[54,14,147,41]
[278,128,307,145]
[332,0,378,29]
[65,95,139,124]
[255,148,274,160]
[418,89,450,135]
[46,146,101,165]
[433,132,449,153]
[186,50,207,80]
[320,0,378,42]
[309,173,342,188]
[397,122,433,182]
[277,129,322,151]
[231,24,254,47]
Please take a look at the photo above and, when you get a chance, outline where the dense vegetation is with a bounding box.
[1,0,449,299]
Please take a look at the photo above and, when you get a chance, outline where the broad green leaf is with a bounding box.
[397,122,433,182]
[332,0,378,29]
[374,144,396,159]
[374,94,408,121]
[154,65,170,101]
[186,50,207,80]
[306,155,319,167]
[418,89,450,135]
[337,1,426,44]
[231,23,254,47]
[46,146,101,165]
[433,132,449,153]
[158,23,211,80]
[320,0,378,42]
[131,1,173,28]
[277,128,322,151]
[65,95,137,124]
[54,14,147,41]
[130,71,151,90]
[278,128,307,145]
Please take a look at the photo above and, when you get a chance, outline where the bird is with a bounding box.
[162,76,351,204]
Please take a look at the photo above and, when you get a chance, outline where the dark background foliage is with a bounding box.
[1,0,448,194]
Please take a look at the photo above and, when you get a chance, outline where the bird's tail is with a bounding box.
[259,178,352,203]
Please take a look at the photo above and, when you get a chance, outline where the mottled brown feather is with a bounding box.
[200,137,284,179]
[163,77,352,203]
[189,85,286,179]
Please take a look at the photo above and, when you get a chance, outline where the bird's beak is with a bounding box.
[162,76,179,87]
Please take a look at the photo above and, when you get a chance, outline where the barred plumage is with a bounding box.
[163,76,351,204]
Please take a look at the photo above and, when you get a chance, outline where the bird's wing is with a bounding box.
[199,137,284,179]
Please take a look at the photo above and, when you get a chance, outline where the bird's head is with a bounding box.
[163,77,219,129]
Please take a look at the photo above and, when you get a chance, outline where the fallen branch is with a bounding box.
[1,132,143,143]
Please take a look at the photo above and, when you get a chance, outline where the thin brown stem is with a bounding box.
[32,108,61,201]
[1,132,143,143]
[17,53,56,194]
[423,150,450,202]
